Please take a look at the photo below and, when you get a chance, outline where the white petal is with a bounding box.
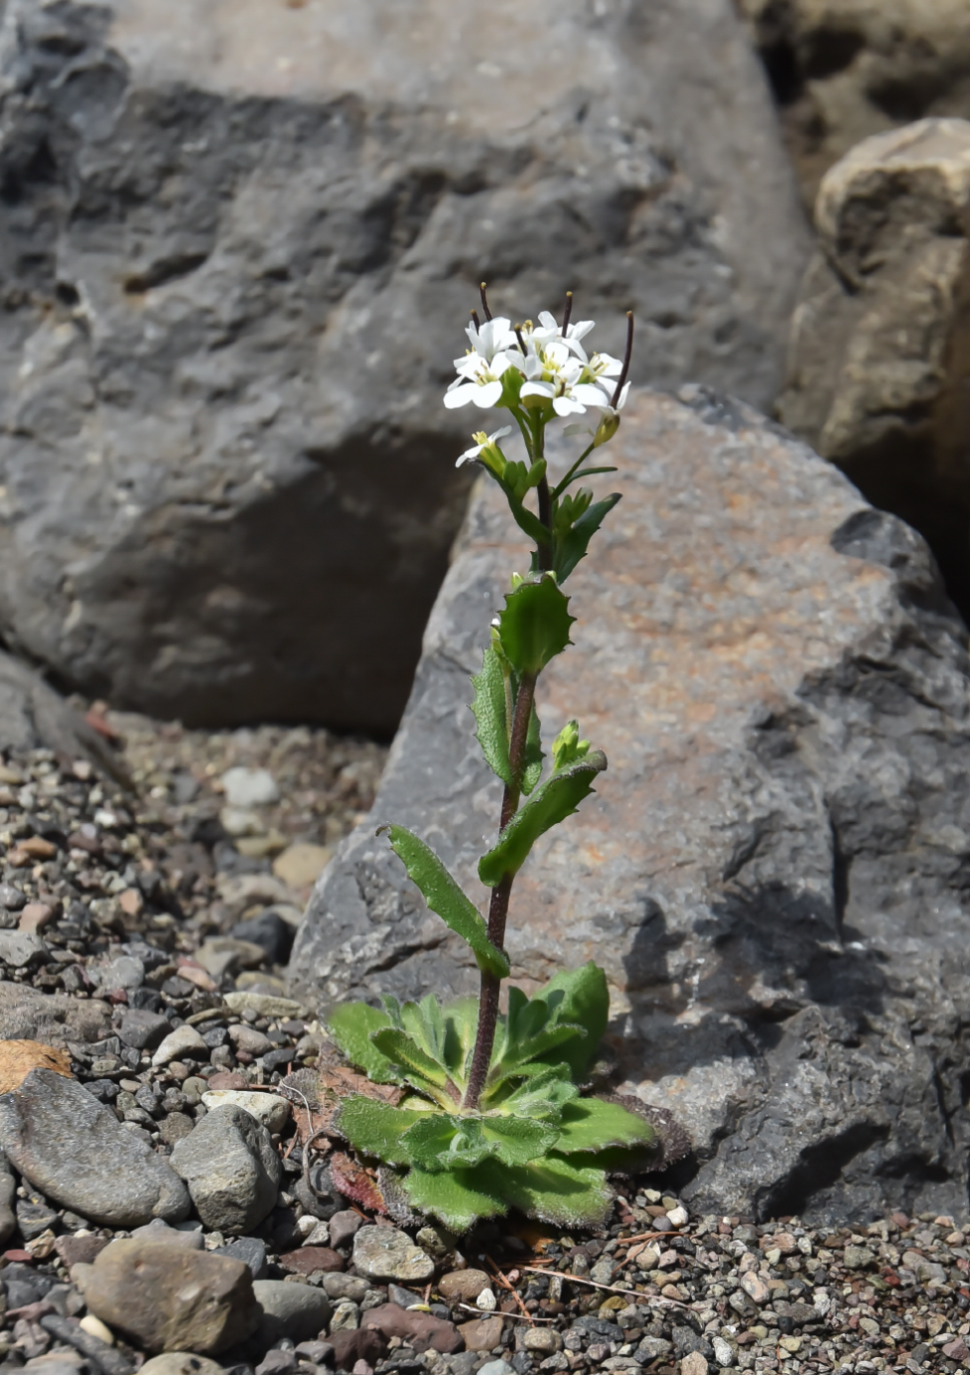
[616,380,631,410]
[489,425,512,441]
[553,395,586,416]
[491,354,512,378]
[443,383,480,409]
[568,320,595,342]
[572,383,613,406]
[563,422,591,437]
[537,310,559,331]
[472,380,504,407]
[520,381,555,399]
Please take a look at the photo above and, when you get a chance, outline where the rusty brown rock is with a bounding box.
[362,1303,463,1354]
[279,1246,345,1275]
[779,118,970,617]
[81,1238,257,1353]
[292,385,970,1224]
[0,1042,71,1095]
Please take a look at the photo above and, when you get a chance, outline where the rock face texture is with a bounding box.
[737,0,970,207]
[291,386,970,1224]
[778,119,970,619]
[0,650,123,776]
[0,0,807,731]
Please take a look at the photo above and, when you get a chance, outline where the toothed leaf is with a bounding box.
[327,1002,398,1082]
[400,1164,507,1232]
[478,752,606,887]
[334,1096,419,1166]
[497,576,574,677]
[527,963,610,1079]
[471,646,512,787]
[382,825,509,978]
[401,1112,560,1171]
[370,1028,451,1089]
[554,1097,657,1154]
[501,1155,613,1227]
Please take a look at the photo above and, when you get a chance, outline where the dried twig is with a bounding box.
[518,1264,687,1309]
[454,1302,556,1325]
[485,1254,534,1326]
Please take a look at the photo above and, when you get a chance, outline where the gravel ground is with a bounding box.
[0,721,967,1375]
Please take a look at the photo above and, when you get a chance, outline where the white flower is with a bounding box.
[563,379,631,446]
[444,316,518,410]
[509,337,616,417]
[456,425,512,467]
[529,310,596,362]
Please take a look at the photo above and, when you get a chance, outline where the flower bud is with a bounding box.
[593,408,621,448]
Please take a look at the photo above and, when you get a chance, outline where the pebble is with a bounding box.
[129,1219,204,1250]
[151,1026,208,1067]
[459,1315,505,1352]
[352,1225,434,1283]
[170,1104,281,1234]
[329,1208,363,1248]
[739,1270,769,1304]
[0,932,47,967]
[251,1279,332,1345]
[78,1315,114,1345]
[272,843,331,889]
[213,1235,268,1279]
[81,1238,257,1353]
[523,1329,560,1353]
[138,1357,225,1375]
[478,1362,514,1375]
[119,1009,170,1050]
[0,1068,189,1227]
[222,767,280,808]
[439,1269,491,1302]
[200,1089,290,1132]
[680,1355,708,1375]
[279,1246,344,1275]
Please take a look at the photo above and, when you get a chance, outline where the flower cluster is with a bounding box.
[445,296,632,460]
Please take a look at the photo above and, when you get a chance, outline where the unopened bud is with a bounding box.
[593,409,621,448]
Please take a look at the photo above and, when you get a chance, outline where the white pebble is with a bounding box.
[475,1286,497,1310]
[221,767,279,808]
[666,1204,689,1227]
[200,1088,290,1132]
[152,1025,207,1067]
[79,1315,114,1345]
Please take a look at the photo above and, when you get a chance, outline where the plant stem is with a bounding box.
[463,665,538,1111]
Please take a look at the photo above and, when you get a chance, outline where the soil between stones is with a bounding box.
[0,720,966,1375]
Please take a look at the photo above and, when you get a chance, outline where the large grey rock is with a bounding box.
[251,1280,332,1347]
[0,649,124,778]
[778,119,970,619]
[291,386,970,1224]
[170,1104,281,1234]
[0,0,807,732]
[0,1068,190,1226]
[737,0,970,207]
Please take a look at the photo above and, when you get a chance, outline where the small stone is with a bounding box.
[842,1245,875,1269]
[943,1338,970,1360]
[231,912,294,965]
[330,1300,359,1332]
[200,1089,290,1133]
[196,939,266,981]
[478,1362,514,1375]
[681,1355,708,1375]
[439,1269,491,1303]
[353,1225,434,1283]
[523,1329,560,1353]
[54,1233,109,1268]
[81,1238,257,1353]
[0,1068,189,1227]
[328,1329,387,1372]
[711,1335,734,1368]
[78,1316,114,1345]
[272,843,332,890]
[18,905,55,935]
[0,932,47,967]
[170,1104,281,1234]
[139,1356,225,1375]
[222,992,305,1019]
[329,1209,363,1248]
[476,1287,497,1310]
[459,1315,505,1352]
[227,1024,274,1056]
[0,1041,71,1094]
[303,1220,331,1246]
[152,1026,208,1068]
[252,1279,332,1345]
[279,1246,344,1275]
[159,1113,194,1145]
[0,884,26,911]
[94,957,144,992]
[222,767,279,808]
[322,1274,372,1303]
[119,1010,171,1051]
[214,1235,268,1280]
[666,1205,689,1227]
[739,1272,770,1305]
[362,1302,462,1354]
[778,1335,801,1353]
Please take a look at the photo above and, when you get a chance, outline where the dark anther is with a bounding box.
[610,310,634,409]
[470,309,481,330]
[480,281,493,321]
[514,324,527,353]
[562,290,573,332]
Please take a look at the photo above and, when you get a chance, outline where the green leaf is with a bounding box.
[486,1065,579,1118]
[334,1096,420,1166]
[497,576,574,678]
[441,997,479,1081]
[528,963,610,1080]
[500,1155,614,1228]
[370,1028,452,1091]
[554,1097,657,1154]
[554,494,621,583]
[471,647,512,788]
[400,1164,507,1232]
[382,825,509,979]
[492,1023,587,1079]
[401,1111,559,1171]
[478,752,607,887]
[327,1002,398,1082]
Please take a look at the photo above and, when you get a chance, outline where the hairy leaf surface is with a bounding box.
[478,752,606,887]
[555,494,621,583]
[497,577,574,677]
[327,1002,399,1083]
[335,1096,418,1166]
[554,1097,657,1154]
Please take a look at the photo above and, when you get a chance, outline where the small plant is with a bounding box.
[328,286,659,1231]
